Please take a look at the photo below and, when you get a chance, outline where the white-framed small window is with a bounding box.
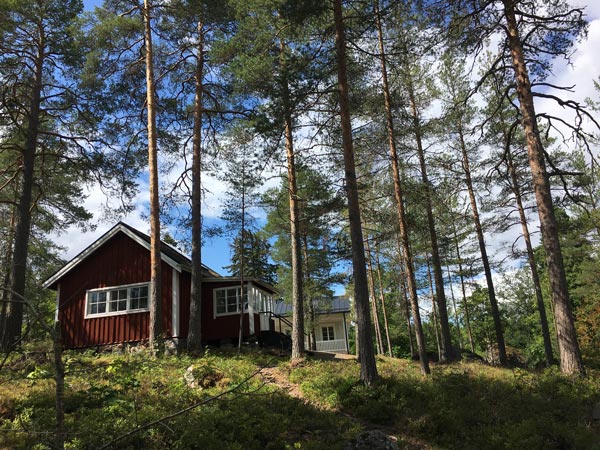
[85,283,149,318]
[322,326,335,341]
[214,286,247,316]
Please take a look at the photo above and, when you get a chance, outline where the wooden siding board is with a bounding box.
[178,271,191,338]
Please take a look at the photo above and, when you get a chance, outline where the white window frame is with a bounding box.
[85,282,150,319]
[321,325,335,341]
[213,286,248,317]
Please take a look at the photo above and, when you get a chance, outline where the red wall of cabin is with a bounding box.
[57,232,173,348]
[179,279,260,344]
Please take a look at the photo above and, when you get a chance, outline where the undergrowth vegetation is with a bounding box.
[287,356,600,449]
[1,349,599,449]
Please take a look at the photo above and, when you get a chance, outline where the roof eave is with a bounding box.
[43,223,184,289]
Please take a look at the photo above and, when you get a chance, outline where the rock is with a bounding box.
[184,365,197,389]
[164,339,178,355]
[344,430,398,450]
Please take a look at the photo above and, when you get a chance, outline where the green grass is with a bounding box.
[1,349,599,449]
[288,356,600,450]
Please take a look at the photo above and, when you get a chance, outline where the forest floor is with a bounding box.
[0,346,599,449]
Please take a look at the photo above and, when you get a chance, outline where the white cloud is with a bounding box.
[577,1,600,20]
[52,158,284,262]
[534,18,600,139]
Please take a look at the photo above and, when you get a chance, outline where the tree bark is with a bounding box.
[397,251,416,358]
[374,242,393,357]
[365,235,384,355]
[427,255,442,361]
[452,220,475,353]
[302,235,317,351]
[503,0,584,376]
[333,0,378,384]
[238,186,246,352]
[187,18,205,353]
[143,0,162,354]
[0,210,16,344]
[456,117,507,365]
[401,277,416,358]
[281,41,305,361]
[446,265,462,349]
[374,1,429,373]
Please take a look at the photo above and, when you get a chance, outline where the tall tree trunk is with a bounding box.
[374,2,429,373]
[503,0,584,376]
[446,265,462,349]
[427,255,442,361]
[456,118,507,365]
[397,251,416,358]
[506,146,554,367]
[403,44,456,362]
[237,181,246,353]
[333,0,378,384]
[143,0,162,354]
[401,279,416,358]
[374,242,393,357]
[302,234,316,351]
[2,25,44,350]
[0,209,16,343]
[452,220,475,353]
[54,321,65,450]
[281,41,305,361]
[187,18,205,353]
[365,235,384,355]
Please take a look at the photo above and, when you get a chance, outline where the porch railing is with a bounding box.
[312,339,347,353]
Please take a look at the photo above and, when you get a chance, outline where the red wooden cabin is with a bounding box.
[43,222,278,349]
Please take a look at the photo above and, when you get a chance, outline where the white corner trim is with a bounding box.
[54,283,61,323]
[172,269,180,338]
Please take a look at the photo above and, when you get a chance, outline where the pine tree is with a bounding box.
[438,52,507,365]
[443,0,588,375]
[225,230,277,285]
[217,0,330,360]
[333,0,378,384]
[0,0,102,349]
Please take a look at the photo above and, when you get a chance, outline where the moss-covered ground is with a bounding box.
[0,348,598,449]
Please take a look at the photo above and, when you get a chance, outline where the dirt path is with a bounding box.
[260,363,433,449]
[260,366,303,399]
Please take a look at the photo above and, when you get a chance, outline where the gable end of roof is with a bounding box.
[43,222,219,289]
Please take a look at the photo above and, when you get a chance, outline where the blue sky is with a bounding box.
[83,0,100,9]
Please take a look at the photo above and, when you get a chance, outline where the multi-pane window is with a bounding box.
[214,287,247,316]
[130,285,149,310]
[89,291,107,315]
[109,289,128,312]
[86,284,149,317]
[322,326,335,341]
